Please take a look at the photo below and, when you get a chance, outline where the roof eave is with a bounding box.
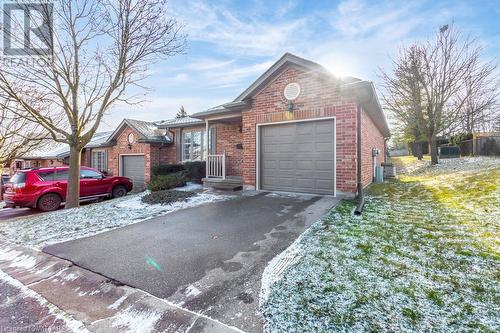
[341,81,391,138]
[137,138,172,144]
[191,101,249,119]
[157,120,205,129]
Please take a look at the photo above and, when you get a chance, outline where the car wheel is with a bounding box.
[112,185,127,198]
[37,193,62,212]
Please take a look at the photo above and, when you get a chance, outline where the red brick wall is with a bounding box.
[107,126,153,183]
[82,149,91,167]
[214,123,243,176]
[241,66,358,193]
[107,125,178,184]
[361,109,385,188]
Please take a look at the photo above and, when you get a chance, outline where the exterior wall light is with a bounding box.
[284,82,300,112]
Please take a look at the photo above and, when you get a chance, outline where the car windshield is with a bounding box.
[9,172,27,184]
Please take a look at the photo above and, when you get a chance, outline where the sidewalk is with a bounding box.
[0,240,243,333]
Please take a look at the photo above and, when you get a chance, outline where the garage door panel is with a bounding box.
[316,180,335,190]
[314,122,335,134]
[278,160,295,170]
[316,142,335,153]
[262,160,279,169]
[295,178,315,188]
[315,134,335,144]
[296,160,315,170]
[316,161,335,170]
[260,119,335,195]
[314,171,335,179]
[277,125,296,136]
[278,143,296,153]
[262,143,280,153]
[122,155,145,191]
[296,142,315,152]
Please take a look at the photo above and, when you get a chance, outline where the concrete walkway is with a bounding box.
[0,240,242,333]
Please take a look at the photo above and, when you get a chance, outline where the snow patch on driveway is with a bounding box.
[111,307,162,333]
[0,269,89,332]
[0,247,37,270]
[0,190,231,249]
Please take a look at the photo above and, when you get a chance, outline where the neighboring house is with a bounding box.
[99,53,390,196]
[10,132,113,175]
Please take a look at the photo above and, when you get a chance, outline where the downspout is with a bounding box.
[354,104,365,216]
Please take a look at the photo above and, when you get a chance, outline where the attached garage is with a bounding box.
[121,155,145,191]
[258,118,336,195]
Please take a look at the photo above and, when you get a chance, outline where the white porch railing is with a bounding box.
[206,153,226,179]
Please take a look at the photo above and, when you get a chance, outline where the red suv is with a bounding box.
[3,167,133,212]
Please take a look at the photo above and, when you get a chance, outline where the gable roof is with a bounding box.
[235,53,329,102]
[192,53,346,119]
[192,52,389,137]
[107,119,172,144]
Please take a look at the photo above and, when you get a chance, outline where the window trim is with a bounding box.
[182,130,206,162]
[91,149,107,172]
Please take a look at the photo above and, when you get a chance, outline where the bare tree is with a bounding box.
[0,0,185,207]
[381,24,498,164]
[0,102,49,168]
[456,72,499,133]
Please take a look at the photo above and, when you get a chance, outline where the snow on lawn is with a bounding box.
[262,157,499,332]
[0,189,231,249]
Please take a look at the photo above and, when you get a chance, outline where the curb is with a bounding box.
[0,239,243,333]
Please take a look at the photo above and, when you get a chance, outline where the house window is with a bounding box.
[182,130,206,161]
[92,150,107,172]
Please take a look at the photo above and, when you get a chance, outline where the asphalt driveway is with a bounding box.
[0,207,40,221]
[43,192,339,332]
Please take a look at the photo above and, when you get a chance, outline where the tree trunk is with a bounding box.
[430,139,439,165]
[415,142,423,160]
[66,144,82,209]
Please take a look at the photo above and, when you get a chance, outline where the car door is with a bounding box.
[36,169,56,189]
[53,169,69,200]
[80,169,107,197]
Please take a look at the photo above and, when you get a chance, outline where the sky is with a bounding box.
[101,0,500,130]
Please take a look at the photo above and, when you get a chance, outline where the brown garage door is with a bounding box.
[260,119,335,195]
[122,155,145,191]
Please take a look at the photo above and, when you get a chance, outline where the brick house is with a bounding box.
[102,117,207,190]
[191,53,390,196]
[9,53,389,197]
[9,132,113,176]
[101,53,390,197]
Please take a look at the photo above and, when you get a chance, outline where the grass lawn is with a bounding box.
[263,157,499,332]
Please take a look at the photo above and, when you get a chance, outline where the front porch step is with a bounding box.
[202,176,243,191]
